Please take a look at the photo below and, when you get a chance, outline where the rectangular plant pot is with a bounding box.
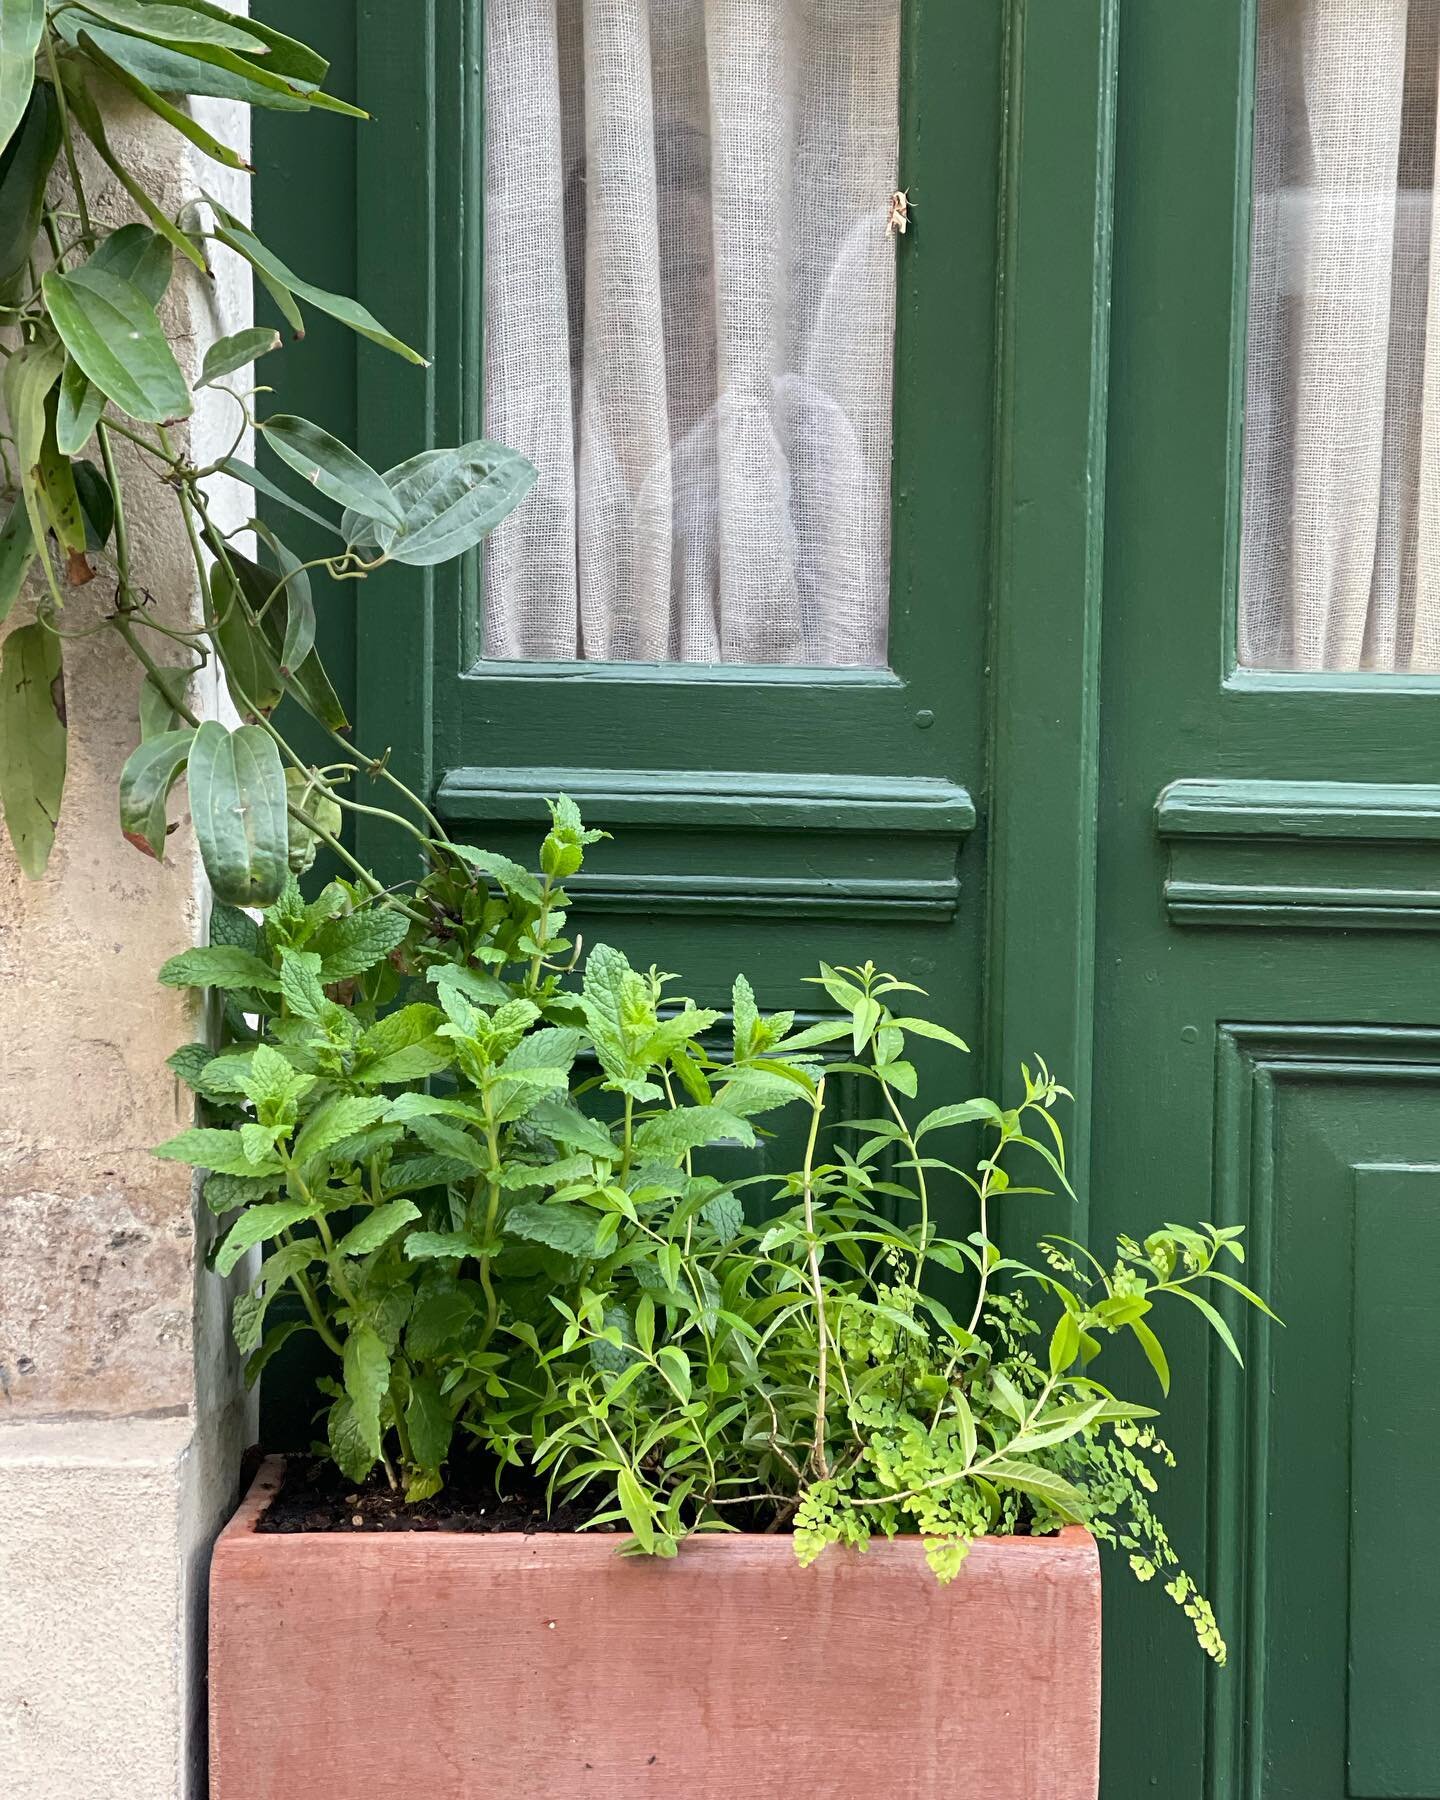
[210,1459,1101,1800]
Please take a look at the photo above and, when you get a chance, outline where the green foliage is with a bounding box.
[0,614,64,874]
[152,811,1274,1666]
[0,3,1276,1678]
[0,6,534,888]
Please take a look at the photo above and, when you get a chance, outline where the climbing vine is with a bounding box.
[0,0,530,899]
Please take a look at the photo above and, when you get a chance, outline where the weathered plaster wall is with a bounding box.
[0,38,253,1800]
[0,93,249,1422]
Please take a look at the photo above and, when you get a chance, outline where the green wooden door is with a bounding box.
[259,0,1002,1186]
[1083,2,1440,1793]
[252,4,1438,1794]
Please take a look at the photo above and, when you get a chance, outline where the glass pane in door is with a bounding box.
[1240,0,1440,672]
[481,0,902,668]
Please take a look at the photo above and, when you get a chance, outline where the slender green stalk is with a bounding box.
[291,1268,345,1358]
[97,424,133,603]
[42,29,94,248]
[880,1075,930,1286]
[800,1078,830,1480]
[526,873,556,990]
[476,1106,504,1350]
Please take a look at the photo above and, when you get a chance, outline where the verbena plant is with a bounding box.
[0,2,533,900]
[154,815,1275,1664]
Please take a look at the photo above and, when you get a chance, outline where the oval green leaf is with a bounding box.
[72,458,114,553]
[199,327,282,389]
[253,522,315,673]
[186,720,289,906]
[179,1,327,85]
[205,196,426,364]
[138,663,192,741]
[0,81,59,293]
[211,535,348,731]
[37,392,87,562]
[0,0,43,159]
[87,221,174,306]
[75,28,254,172]
[342,1325,391,1458]
[54,15,362,115]
[56,357,106,456]
[70,0,269,53]
[220,456,343,539]
[211,558,284,718]
[0,620,66,877]
[3,336,64,557]
[342,442,538,567]
[42,265,192,424]
[0,496,36,625]
[261,415,404,527]
[118,725,194,860]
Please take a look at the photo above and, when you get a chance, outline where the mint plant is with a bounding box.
[155,816,1274,1663]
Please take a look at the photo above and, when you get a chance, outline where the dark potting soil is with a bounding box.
[254,1450,621,1537]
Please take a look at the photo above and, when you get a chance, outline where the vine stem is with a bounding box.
[290,1267,345,1358]
[964,1178,995,1339]
[98,423,134,603]
[880,1075,929,1286]
[928,1168,998,1432]
[42,28,94,248]
[801,1077,830,1481]
[475,1104,504,1351]
[526,872,555,991]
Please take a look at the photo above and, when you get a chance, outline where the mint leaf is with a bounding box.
[503,1201,601,1259]
[342,1325,390,1458]
[213,1200,314,1277]
[310,906,410,980]
[158,944,280,993]
[335,1198,421,1259]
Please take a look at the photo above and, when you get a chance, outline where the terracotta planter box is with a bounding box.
[210,1459,1101,1800]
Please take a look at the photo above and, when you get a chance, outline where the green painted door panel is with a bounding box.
[1347,1164,1440,1799]
[1093,1,1440,1794]
[1205,1041,1440,1798]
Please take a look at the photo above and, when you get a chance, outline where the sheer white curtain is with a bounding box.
[481,0,902,666]
[1241,0,1440,671]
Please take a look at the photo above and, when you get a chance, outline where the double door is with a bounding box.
[257,5,1440,1792]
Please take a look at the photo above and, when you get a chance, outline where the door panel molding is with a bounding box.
[1208,1024,1440,1799]
[436,766,976,835]
[1158,780,1440,930]
[436,767,976,925]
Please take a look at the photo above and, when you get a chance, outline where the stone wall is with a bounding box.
[0,54,252,1800]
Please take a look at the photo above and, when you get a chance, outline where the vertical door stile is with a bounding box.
[985,0,1119,1244]
[353,0,443,882]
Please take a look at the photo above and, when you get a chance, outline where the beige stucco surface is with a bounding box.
[0,33,253,1800]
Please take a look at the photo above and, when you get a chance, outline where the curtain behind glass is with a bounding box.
[481,0,902,666]
[1241,0,1440,671]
